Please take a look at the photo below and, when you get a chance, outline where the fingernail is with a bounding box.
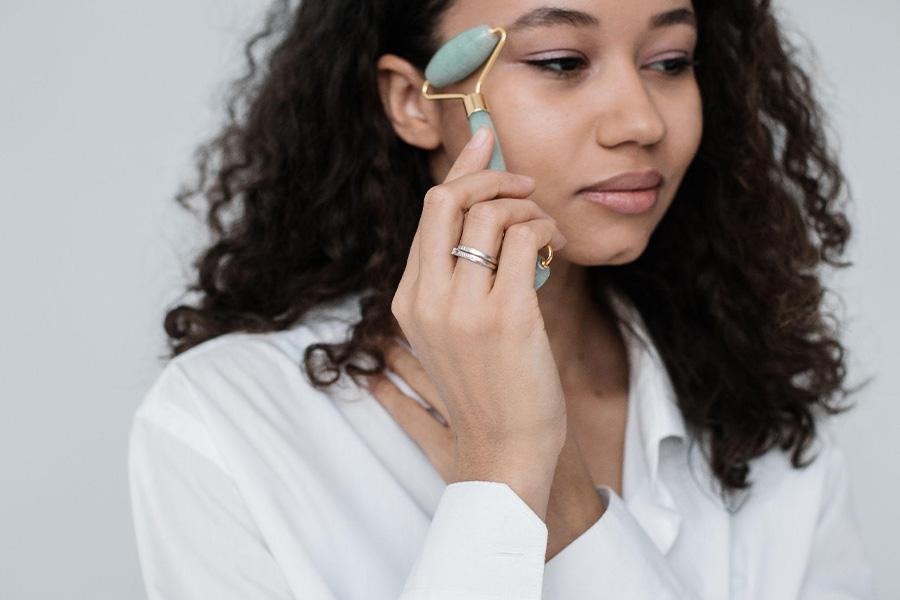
[517,174,535,185]
[467,126,489,149]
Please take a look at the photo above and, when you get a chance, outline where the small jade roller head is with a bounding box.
[424,24,502,88]
[420,24,509,166]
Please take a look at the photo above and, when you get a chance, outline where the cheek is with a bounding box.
[488,92,572,176]
[660,84,703,166]
[440,100,477,149]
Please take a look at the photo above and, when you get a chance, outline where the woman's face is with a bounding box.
[430,0,702,265]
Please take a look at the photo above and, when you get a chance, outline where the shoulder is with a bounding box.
[730,415,852,525]
[748,415,846,489]
[131,292,367,466]
[726,416,873,596]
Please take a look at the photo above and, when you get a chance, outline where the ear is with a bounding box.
[376,54,442,150]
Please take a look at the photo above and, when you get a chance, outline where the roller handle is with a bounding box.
[467,110,506,171]
[466,111,551,290]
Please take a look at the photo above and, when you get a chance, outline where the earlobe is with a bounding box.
[375,54,442,150]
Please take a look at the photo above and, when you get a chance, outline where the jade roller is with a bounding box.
[421,24,553,291]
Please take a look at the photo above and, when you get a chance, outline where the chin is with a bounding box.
[561,234,651,266]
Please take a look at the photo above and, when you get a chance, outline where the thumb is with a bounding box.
[442,125,496,183]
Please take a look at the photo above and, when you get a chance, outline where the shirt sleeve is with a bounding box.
[399,481,549,599]
[797,437,878,600]
[129,415,302,600]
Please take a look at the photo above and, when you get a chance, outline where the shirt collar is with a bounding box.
[603,285,688,487]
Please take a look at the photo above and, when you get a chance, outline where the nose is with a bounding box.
[593,60,667,149]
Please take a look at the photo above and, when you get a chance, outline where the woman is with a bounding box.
[128,0,877,598]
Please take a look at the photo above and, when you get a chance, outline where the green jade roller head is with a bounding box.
[421,24,553,291]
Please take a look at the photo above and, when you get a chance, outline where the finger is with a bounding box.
[398,127,497,294]
[366,374,456,482]
[452,198,567,298]
[382,342,451,428]
[491,219,560,299]
[444,125,495,183]
[419,170,535,293]
[420,126,526,291]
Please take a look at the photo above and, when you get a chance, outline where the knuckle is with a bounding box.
[519,198,552,222]
[423,185,454,207]
[505,223,538,246]
[465,202,502,227]
[491,176,506,198]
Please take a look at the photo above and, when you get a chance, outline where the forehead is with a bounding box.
[437,0,696,43]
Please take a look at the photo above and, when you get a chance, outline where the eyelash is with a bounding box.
[525,56,700,78]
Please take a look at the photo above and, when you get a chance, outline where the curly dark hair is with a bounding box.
[162,0,870,497]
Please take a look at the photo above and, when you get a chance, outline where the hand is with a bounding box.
[365,340,605,563]
[389,126,570,520]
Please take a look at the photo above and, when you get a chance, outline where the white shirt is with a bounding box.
[128,287,877,599]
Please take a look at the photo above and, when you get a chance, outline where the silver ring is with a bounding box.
[453,244,498,266]
[451,247,498,271]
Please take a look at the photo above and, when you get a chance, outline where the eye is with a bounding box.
[524,56,588,78]
[648,56,700,77]
[524,55,700,79]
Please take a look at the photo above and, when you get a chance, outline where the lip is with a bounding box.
[577,169,663,214]
[578,169,664,193]
[581,188,659,214]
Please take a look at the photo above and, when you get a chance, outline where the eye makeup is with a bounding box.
[523,55,699,80]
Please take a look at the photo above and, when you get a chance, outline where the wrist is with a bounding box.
[452,438,562,522]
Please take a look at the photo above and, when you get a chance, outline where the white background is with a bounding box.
[1,1,896,598]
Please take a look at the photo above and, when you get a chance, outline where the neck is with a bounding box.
[536,257,629,401]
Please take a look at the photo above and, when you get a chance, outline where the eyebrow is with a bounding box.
[506,6,697,32]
